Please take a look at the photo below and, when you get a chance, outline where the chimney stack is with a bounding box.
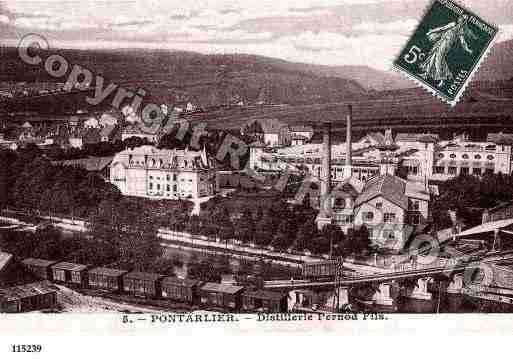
[346,104,352,167]
[343,104,353,179]
[321,121,332,200]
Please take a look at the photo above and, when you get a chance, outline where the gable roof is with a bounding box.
[22,258,59,268]
[355,175,408,210]
[51,262,88,272]
[0,281,56,301]
[200,282,244,294]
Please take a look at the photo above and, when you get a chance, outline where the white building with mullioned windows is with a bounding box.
[110,145,216,200]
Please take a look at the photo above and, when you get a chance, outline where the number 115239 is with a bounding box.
[11,345,42,353]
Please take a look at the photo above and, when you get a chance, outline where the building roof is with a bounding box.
[242,290,287,301]
[0,252,13,272]
[112,145,211,170]
[395,133,439,142]
[289,125,314,133]
[124,271,165,282]
[51,262,88,272]
[54,156,113,172]
[333,176,365,196]
[200,282,244,294]
[487,133,513,145]
[22,258,59,268]
[244,118,288,134]
[88,267,128,277]
[0,281,57,302]
[355,175,408,210]
[161,277,199,288]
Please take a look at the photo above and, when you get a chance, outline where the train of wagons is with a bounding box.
[13,257,290,313]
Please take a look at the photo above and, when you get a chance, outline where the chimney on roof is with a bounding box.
[344,104,353,179]
[321,121,332,201]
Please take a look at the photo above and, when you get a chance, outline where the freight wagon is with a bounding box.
[88,267,128,292]
[123,272,164,298]
[161,277,199,304]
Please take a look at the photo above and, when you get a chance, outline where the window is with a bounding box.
[472,167,482,176]
[375,202,382,209]
[173,174,177,181]
[485,168,494,175]
[334,198,345,208]
[383,213,396,223]
[383,230,395,240]
[408,199,420,211]
[462,154,469,159]
[410,213,421,225]
[449,153,456,159]
[487,155,494,161]
[448,167,457,175]
[149,176,153,180]
[475,154,482,160]
[166,174,170,181]
[461,167,469,175]
[157,184,160,190]
[434,166,444,174]
[173,185,177,192]
[149,182,153,190]
[167,184,170,191]
[438,153,444,158]
[364,212,374,221]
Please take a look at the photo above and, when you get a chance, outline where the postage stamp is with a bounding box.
[393,0,499,106]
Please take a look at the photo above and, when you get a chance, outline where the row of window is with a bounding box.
[438,153,495,160]
[149,183,178,192]
[363,212,396,223]
[432,166,495,175]
[149,174,178,181]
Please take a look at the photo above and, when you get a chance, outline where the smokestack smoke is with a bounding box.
[321,121,332,199]
[346,104,352,167]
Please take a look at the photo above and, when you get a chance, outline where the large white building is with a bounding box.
[110,145,216,200]
[249,131,513,184]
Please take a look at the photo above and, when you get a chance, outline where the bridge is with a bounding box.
[265,254,512,312]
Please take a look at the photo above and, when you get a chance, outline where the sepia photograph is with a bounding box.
[2,2,513,348]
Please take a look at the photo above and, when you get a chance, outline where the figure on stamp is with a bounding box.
[419,15,477,87]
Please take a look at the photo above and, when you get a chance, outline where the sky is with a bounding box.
[1,0,513,71]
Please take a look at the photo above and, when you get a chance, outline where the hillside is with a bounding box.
[476,39,513,82]
[0,47,365,108]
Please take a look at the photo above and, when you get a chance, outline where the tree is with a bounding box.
[351,225,372,255]
[294,222,311,252]
[254,212,274,246]
[89,198,162,271]
[187,260,221,282]
[272,219,294,250]
[235,209,254,243]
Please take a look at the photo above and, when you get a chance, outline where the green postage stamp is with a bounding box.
[394,0,498,106]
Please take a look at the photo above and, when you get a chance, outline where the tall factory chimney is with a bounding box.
[320,121,332,200]
[344,104,353,178]
[316,121,333,229]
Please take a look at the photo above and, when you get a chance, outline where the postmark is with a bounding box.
[393,0,498,106]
